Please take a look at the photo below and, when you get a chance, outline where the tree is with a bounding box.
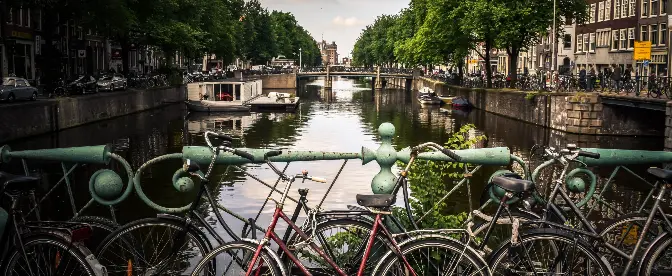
[496,0,588,87]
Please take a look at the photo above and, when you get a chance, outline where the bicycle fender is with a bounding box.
[371,233,491,275]
[242,238,289,276]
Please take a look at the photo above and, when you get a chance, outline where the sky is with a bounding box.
[259,0,409,59]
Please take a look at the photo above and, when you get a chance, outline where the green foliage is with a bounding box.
[395,124,487,229]
[352,0,589,81]
[525,92,539,101]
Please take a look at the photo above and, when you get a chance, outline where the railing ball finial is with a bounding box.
[90,169,124,201]
[367,122,398,194]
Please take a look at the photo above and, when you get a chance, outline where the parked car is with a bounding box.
[68,75,98,94]
[0,77,38,102]
[97,74,127,91]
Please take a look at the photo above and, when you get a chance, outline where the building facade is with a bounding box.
[319,40,338,65]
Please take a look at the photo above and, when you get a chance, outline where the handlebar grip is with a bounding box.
[578,151,600,159]
[233,149,255,161]
[264,150,283,158]
[441,148,462,162]
[311,177,327,183]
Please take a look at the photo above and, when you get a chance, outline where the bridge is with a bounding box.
[297,66,415,89]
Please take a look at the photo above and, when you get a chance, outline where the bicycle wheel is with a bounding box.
[376,238,490,275]
[95,217,214,275]
[488,228,611,275]
[286,217,391,275]
[3,234,97,275]
[639,232,672,275]
[191,240,281,275]
[597,212,666,270]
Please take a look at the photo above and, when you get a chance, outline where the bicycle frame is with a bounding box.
[247,204,417,276]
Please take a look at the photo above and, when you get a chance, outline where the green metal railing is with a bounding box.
[3,122,672,227]
[0,144,134,223]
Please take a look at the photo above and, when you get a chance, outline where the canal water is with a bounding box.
[1,76,663,241]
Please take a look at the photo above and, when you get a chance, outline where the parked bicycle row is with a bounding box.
[2,131,672,275]
[433,72,672,99]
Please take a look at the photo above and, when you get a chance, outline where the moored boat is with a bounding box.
[417,87,442,105]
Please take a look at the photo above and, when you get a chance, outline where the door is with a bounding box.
[16,79,28,98]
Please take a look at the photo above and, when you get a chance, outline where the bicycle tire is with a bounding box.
[375,238,490,275]
[3,234,97,276]
[639,232,672,275]
[190,240,282,276]
[285,217,391,275]
[596,212,666,270]
[95,217,214,275]
[488,228,611,275]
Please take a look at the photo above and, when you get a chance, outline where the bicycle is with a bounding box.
[0,171,106,275]
[189,142,490,275]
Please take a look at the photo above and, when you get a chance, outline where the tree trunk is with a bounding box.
[508,48,519,89]
[121,41,130,76]
[484,40,492,88]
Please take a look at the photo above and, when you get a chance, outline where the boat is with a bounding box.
[417,87,442,105]
[185,79,263,112]
[185,100,250,112]
[438,95,456,105]
[248,92,300,112]
[452,96,471,108]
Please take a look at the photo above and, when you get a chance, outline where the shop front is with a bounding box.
[4,30,35,81]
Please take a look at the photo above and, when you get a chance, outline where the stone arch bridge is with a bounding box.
[297,66,415,90]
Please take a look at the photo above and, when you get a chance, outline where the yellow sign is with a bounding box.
[469,59,478,64]
[10,31,31,40]
[634,41,652,61]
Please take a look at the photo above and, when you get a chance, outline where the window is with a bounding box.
[622,0,628,18]
[606,0,612,20]
[590,4,596,22]
[25,8,30,27]
[628,28,635,48]
[35,9,41,30]
[653,0,659,15]
[577,34,584,52]
[661,24,667,44]
[642,25,649,41]
[590,33,596,51]
[643,0,649,16]
[615,0,621,18]
[663,0,668,14]
[7,8,12,24]
[78,27,83,40]
[564,34,572,48]
[16,80,26,87]
[630,0,636,16]
[620,29,627,49]
[584,34,589,52]
[612,30,619,49]
[652,25,659,44]
[12,8,20,25]
[599,2,605,21]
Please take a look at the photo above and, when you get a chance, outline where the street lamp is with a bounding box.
[299,48,302,72]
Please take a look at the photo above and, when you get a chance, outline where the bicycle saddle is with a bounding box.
[356,194,395,208]
[647,168,672,182]
[0,172,39,194]
[491,176,534,193]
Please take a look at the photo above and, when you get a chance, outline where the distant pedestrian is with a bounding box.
[612,64,622,91]
[588,66,596,91]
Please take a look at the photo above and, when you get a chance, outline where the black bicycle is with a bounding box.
[0,171,104,275]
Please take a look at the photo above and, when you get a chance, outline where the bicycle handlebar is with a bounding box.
[577,150,600,159]
[412,142,462,162]
[232,149,255,161]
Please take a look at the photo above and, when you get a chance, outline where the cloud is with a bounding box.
[332,16,363,27]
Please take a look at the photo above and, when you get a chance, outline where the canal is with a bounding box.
[1,76,662,252]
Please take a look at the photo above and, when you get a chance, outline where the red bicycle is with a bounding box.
[188,144,491,276]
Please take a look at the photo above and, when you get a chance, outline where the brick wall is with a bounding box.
[565,94,603,134]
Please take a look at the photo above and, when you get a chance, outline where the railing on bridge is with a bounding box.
[300,66,414,75]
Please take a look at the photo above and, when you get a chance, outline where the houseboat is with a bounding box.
[186,79,263,112]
